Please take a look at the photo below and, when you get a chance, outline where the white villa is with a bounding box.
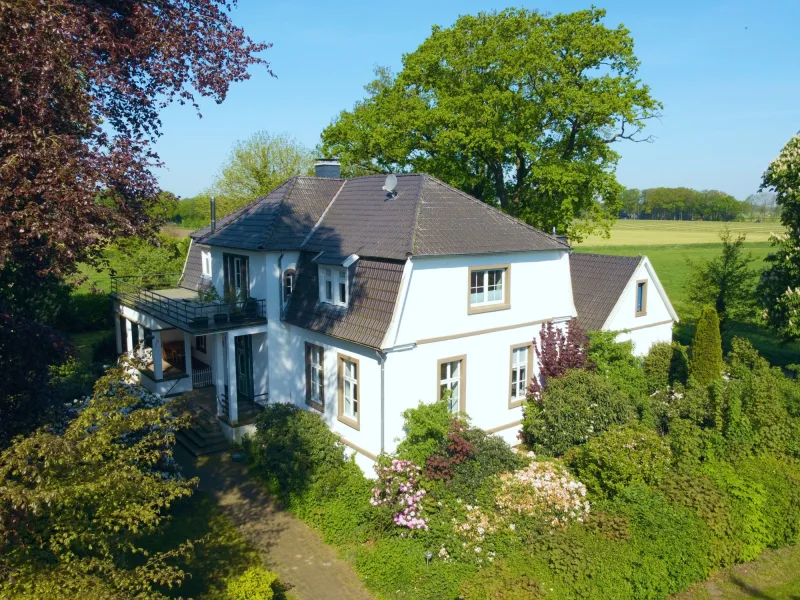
[111,161,677,471]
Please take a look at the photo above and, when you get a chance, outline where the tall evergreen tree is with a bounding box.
[690,306,724,386]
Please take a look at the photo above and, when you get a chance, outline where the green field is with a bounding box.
[578,219,782,246]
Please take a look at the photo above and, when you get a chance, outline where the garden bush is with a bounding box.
[54,292,113,333]
[568,424,672,498]
[226,565,280,600]
[396,398,452,466]
[643,341,689,392]
[587,331,648,402]
[521,369,636,456]
[245,403,347,498]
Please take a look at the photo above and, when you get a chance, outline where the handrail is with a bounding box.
[111,275,266,333]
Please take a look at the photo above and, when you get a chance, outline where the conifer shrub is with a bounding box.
[521,369,636,456]
[689,305,723,386]
[396,399,452,466]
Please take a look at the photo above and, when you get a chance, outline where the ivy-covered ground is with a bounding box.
[242,327,800,600]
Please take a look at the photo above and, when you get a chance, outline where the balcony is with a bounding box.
[111,273,267,333]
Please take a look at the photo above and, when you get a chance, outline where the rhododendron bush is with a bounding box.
[371,459,429,530]
[496,462,590,527]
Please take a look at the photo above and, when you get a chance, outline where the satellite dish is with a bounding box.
[382,174,398,194]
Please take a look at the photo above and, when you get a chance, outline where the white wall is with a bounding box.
[390,251,575,346]
[604,259,676,356]
[208,246,269,303]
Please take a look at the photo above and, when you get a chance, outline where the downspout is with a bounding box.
[375,349,386,454]
[277,252,284,320]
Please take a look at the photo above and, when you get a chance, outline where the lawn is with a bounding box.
[673,544,800,600]
[578,219,782,246]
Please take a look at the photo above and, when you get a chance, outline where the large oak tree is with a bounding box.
[321,8,661,241]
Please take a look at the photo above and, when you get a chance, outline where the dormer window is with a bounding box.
[319,266,348,308]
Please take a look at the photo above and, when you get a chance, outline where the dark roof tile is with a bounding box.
[570,253,642,331]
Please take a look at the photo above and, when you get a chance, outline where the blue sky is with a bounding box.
[153,0,800,200]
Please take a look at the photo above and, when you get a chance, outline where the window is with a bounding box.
[437,355,466,413]
[509,343,533,408]
[201,250,212,277]
[196,335,206,353]
[319,265,349,308]
[283,269,295,304]
[468,265,510,314]
[223,253,249,299]
[305,343,324,411]
[337,354,360,429]
[636,280,648,317]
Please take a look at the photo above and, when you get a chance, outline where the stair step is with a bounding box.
[175,431,229,457]
[182,426,226,447]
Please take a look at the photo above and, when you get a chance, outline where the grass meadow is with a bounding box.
[578,219,782,246]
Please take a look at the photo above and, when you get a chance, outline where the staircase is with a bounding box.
[176,400,230,457]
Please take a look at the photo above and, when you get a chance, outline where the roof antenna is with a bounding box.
[382,174,398,198]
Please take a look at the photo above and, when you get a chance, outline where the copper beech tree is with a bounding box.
[0,0,270,286]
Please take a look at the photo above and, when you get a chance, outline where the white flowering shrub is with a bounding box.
[370,459,429,530]
[495,461,589,528]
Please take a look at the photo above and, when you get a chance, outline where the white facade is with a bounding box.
[601,258,678,356]
[114,239,675,473]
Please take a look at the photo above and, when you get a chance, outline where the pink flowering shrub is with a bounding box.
[496,461,590,528]
[370,459,429,530]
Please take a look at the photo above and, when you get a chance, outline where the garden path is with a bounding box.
[175,446,374,600]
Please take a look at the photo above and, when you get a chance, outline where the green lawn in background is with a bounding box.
[673,544,800,600]
[577,242,800,367]
[69,329,114,366]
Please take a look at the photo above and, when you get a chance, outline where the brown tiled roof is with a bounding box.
[283,252,405,349]
[570,253,642,331]
[302,174,568,259]
[191,177,344,250]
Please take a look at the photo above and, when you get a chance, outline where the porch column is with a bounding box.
[137,324,145,361]
[183,331,193,379]
[124,319,134,357]
[227,333,239,424]
[115,314,122,355]
[213,334,225,416]
[152,330,163,381]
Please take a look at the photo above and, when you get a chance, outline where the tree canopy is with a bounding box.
[0,0,269,283]
[207,130,315,218]
[321,7,661,241]
[757,133,800,339]
[619,187,746,221]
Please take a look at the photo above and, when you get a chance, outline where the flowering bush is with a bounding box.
[495,461,589,528]
[371,459,429,530]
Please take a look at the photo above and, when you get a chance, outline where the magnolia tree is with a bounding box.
[0,359,196,598]
[757,133,800,339]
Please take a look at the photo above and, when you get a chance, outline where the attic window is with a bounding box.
[283,269,295,305]
[636,280,648,317]
[201,250,211,277]
[319,265,348,308]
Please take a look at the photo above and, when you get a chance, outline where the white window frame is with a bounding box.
[342,359,358,418]
[201,250,212,277]
[310,345,323,406]
[468,265,510,314]
[319,265,348,308]
[283,269,295,304]
[510,345,529,406]
[438,355,466,414]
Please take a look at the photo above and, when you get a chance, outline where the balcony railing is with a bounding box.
[111,274,267,333]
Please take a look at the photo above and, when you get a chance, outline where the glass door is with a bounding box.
[234,335,254,404]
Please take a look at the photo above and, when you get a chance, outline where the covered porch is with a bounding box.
[114,307,267,435]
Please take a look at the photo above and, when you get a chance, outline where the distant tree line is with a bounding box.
[619,187,777,222]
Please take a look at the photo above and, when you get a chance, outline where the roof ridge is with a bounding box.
[573,252,642,260]
[408,174,425,256]
[421,175,569,249]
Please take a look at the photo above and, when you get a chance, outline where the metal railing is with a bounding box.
[111,274,267,333]
[192,365,213,389]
